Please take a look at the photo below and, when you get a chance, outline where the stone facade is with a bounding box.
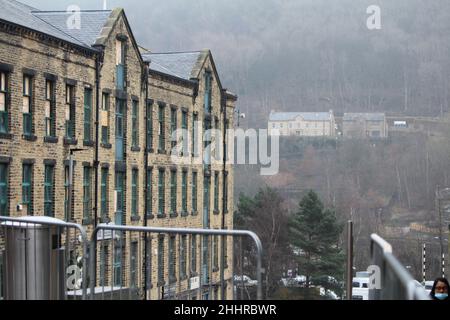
[268,111,336,137]
[0,3,236,300]
[342,113,388,139]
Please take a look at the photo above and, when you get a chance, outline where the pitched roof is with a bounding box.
[142,51,205,80]
[269,112,333,122]
[0,0,111,50]
[343,113,386,121]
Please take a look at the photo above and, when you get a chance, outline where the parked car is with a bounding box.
[352,277,369,300]
[233,275,258,286]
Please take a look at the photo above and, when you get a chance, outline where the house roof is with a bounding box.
[142,51,204,81]
[269,112,333,122]
[0,0,112,50]
[343,113,386,121]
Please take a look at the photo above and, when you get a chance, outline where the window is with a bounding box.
[132,100,139,148]
[190,235,197,274]
[158,236,165,284]
[23,75,32,136]
[0,71,9,134]
[182,111,188,156]
[84,88,93,142]
[64,166,71,221]
[65,84,75,138]
[83,166,92,222]
[170,108,177,152]
[147,101,153,151]
[224,174,228,213]
[223,234,228,268]
[170,170,177,215]
[204,71,212,113]
[192,113,198,157]
[158,169,165,215]
[130,242,138,289]
[113,243,122,286]
[99,245,109,287]
[158,105,165,152]
[213,235,219,270]
[115,99,125,161]
[192,172,198,213]
[22,164,33,215]
[204,119,212,167]
[180,235,187,279]
[214,172,219,212]
[0,164,8,216]
[182,171,187,213]
[101,93,110,144]
[132,169,138,218]
[101,168,108,221]
[146,168,152,217]
[44,165,54,217]
[115,171,125,225]
[169,235,176,281]
[116,40,126,90]
[45,80,56,137]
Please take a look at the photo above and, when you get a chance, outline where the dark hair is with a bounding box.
[430,277,450,300]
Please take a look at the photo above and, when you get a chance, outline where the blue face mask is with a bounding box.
[435,293,448,300]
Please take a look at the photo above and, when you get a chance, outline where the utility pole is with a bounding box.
[436,185,445,278]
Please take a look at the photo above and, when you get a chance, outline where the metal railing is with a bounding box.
[369,234,430,300]
[88,224,263,300]
[0,216,89,300]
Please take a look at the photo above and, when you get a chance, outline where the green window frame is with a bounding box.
[158,236,165,283]
[158,169,165,215]
[101,168,108,221]
[182,111,188,156]
[83,166,92,222]
[64,166,70,221]
[113,243,122,287]
[132,169,138,218]
[182,171,187,213]
[101,92,110,144]
[213,235,219,270]
[169,235,176,281]
[65,84,75,139]
[132,100,139,148]
[44,165,54,217]
[45,80,56,137]
[192,171,197,213]
[147,101,153,151]
[224,174,228,213]
[180,235,187,279]
[214,172,219,212]
[146,169,153,217]
[170,170,177,214]
[23,75,32,136]
[204,71,212,114]
[84,88,93,142]
[158,105,165,152]
[192,113,198,157]
[190,235,197,274]
[22,164,33,215]
[130,242,138,288]
[0,71,9,134]
[170,108,177,151]
[0,163,8,216]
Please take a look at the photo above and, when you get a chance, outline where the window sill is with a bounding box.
[170,212,178,218]
[131,146,141,152]
[157,213,166,219]
[101,142,112,149]
[158,149,167,155]
[169,276,177,283]
[44,136,58,144]
[213,210,220,215]
[190,272,198,277]
[147,147,154,153]
[212,267,219,273]
[83,140,94,147]
[191,211,198,216]
[100,217,111,224]
[181,211,189,217]
[64,137,77,145]
[146,214,155,220]
[157,281,165,288]
[224,209,229,214]
[22,134,37,142]
[0,133,12,140]
[179,275,188,281]
[131,215,141,222]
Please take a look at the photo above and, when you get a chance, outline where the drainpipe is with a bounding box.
[220,89,227,300]
[143,61,150,300]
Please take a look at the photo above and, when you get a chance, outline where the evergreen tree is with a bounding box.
[289,190,345,291]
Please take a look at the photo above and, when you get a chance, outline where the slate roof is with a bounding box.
[343,113,386,121]
[142,51,204,80]
[269,112,333,122]
[0,0,111,50]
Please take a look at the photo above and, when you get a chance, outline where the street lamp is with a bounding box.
[67,148,85,222]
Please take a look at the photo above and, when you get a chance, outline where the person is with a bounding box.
[430,277,449,301]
